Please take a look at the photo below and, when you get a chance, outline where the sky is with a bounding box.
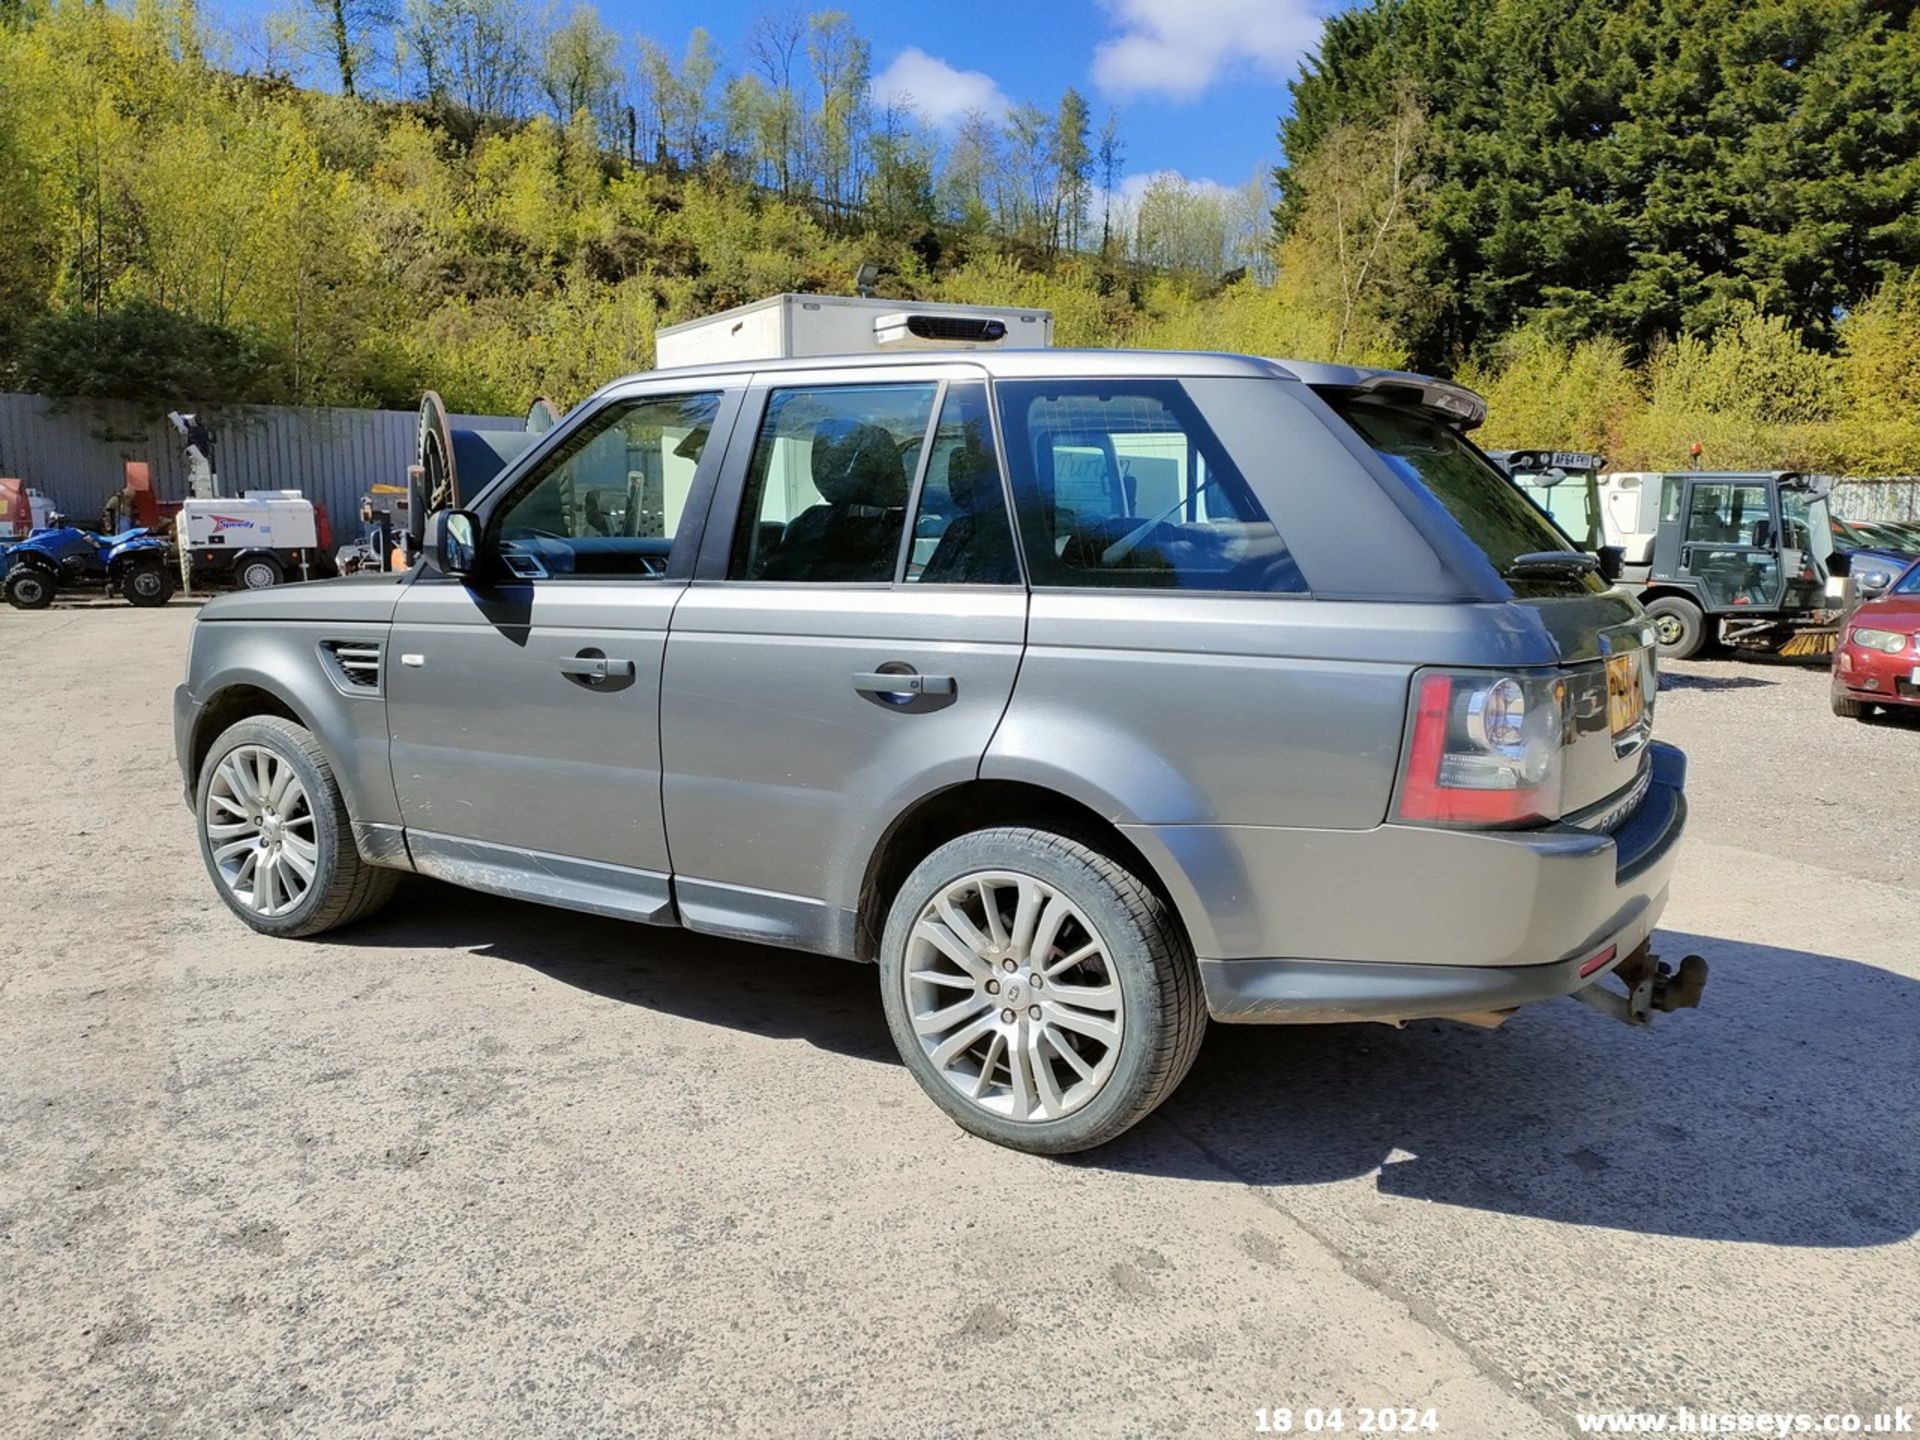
[218,0,1338,196]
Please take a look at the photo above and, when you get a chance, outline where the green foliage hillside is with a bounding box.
[1,0,1918,476]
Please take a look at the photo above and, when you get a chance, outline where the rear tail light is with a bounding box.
[1395,669,1568,827]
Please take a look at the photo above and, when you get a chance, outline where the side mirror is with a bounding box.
[423,508,478,578]
[1597,545,1624,583]
[1855,567,1894,600]
[1826,550,1851,578]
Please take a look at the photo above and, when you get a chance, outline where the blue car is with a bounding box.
[2,523,176,609]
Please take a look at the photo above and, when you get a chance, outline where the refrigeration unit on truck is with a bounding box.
[654,293,1054,368]
[178,491,331,591]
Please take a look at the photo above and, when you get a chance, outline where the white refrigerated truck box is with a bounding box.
[654,293,1053,368]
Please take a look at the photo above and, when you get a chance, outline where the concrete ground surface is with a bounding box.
[1,605,1915,1440]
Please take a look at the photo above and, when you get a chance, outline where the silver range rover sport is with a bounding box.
[174,350,1699,1154]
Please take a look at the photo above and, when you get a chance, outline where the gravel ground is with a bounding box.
[1,605,1916,1439]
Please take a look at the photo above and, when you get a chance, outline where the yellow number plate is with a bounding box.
[1607,653,1646,735]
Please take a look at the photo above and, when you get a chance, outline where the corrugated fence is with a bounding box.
[0,393,522,526]
[1832,478,1920,524]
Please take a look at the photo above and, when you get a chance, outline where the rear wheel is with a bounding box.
[3,566,55,610]
[1831,693,1870,720]
[237,555,284,590]
[195,715,398,937]
[1645,595,1707,661]
[123,562,174,607]
[878,826,1206,1155]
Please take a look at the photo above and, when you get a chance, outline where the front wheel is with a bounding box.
[1645,595,1708,661]
[3,566,55,610]
[878,827,1206,1154]
[195,715,398,937]
[1831,693,1870,720]
[122,562,174,607]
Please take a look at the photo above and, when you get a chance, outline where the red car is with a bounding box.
[1833,558,1920,719]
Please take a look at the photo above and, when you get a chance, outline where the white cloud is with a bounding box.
[1092,0,1322,102]
[871,47,1010,129]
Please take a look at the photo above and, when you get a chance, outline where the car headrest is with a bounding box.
[811,419,906,507]
[945,446,998,512]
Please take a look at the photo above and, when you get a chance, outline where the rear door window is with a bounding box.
[1333,401,1602,595]
[995,379,1305,592]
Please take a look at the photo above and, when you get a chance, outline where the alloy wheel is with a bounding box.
[204,745,319,916]
[903,870,1125,1123]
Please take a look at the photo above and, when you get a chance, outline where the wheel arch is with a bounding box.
[854,779,1190,962]
[187,681,308,793]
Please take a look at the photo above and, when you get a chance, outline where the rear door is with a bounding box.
[659,367,1026,956]
[385,382,741,921]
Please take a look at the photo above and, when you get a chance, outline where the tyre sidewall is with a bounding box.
[239,558,282,590]
[195,717,348,937]
[5,567,54,609]
[125,563,172,606]
[1647,597,1704,660]
[878,829,1178,1153]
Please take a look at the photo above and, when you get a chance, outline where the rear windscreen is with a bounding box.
[1333,400,1603,596]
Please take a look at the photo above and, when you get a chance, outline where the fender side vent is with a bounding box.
[321,640,383,694]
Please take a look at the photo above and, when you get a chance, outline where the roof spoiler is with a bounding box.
[1305,371,1489,430]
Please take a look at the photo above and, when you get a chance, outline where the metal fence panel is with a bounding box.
[0,393,521,527]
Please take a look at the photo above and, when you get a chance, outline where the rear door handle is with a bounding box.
[559,654,635,684]
[853,670,955,699]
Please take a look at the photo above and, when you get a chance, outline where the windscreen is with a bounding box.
[1333,400,1603,596]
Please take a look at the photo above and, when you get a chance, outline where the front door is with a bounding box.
[385,383,739,922]
[660,372,1027,956]
[1672,477,1786,612]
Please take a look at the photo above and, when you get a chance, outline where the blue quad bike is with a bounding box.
[2,526,177,610]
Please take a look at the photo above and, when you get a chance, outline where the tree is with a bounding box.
[297,0,395,97]
[540,3,618,127]
[1275,96,1428,361]
[804,10,868,209]
[405,0,532,115]
[1277,0,1920,369]
[1096,107,1124,261]
[1049,87,1091,255]
[743,6,805,193]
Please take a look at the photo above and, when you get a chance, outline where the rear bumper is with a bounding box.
[1133,743,1688,1024]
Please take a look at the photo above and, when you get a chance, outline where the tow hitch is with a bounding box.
[1571,940,1708,1026]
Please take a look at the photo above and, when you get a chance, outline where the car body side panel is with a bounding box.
[178,615,402,830]
[385,578,680,883]
[985,592,1557,834]
[660,584,1027,951]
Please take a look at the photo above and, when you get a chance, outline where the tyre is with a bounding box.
[878,826,1206,1155]
[3,566,55,610]
[237,555,284,590]
[195,715,399,938]
[1645,595,1707,661]
[1831,693,1870,720]
[123,562,174,607]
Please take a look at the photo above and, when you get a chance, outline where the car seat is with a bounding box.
[758,418,907,582]
[921,444,1017,584]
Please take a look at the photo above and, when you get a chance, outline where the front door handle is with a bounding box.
[560,653,635,685]
[853,670,955,700]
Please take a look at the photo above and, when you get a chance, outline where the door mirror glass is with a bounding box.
[426,509,477,577]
